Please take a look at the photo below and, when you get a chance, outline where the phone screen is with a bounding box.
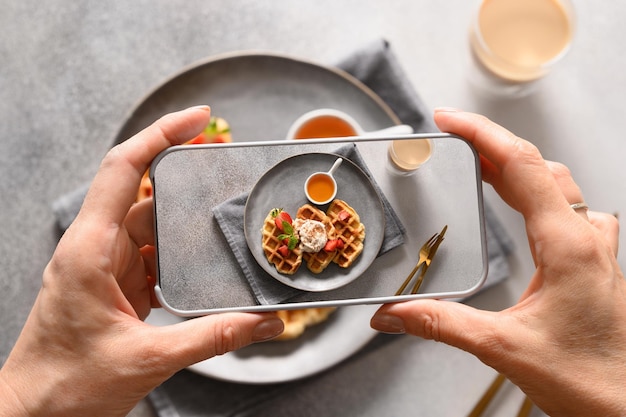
[151,134,487,315]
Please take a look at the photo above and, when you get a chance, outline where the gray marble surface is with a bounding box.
[2,1,626,416]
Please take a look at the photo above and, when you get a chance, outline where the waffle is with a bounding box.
[296,204,337,274]
[326,199,365,268]
[274,307,337,341]
[261,211,302,275]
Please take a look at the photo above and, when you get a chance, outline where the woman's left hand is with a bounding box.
[0,106,284,417]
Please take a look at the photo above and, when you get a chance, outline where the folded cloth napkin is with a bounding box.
[51,39,513,417]
[212,143,406,305]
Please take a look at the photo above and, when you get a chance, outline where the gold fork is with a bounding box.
[467,373,534,417]
[395,225,448,295]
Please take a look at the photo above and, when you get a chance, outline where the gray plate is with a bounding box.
[244,153,384,291]
[113,51,399,145]
[131,52,400,383]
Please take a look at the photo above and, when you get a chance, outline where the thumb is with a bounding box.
[371,300,503,358]
[155,312,284,370]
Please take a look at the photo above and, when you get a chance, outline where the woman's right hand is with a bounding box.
[371,109,625,417]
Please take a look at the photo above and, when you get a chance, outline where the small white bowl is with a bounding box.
[286,109,362,140]
[286,108,413,140]
[304,157,343,205]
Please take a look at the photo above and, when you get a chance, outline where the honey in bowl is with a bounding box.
[293,115,358,139]
[306,173,336,203]
[304,157,343,205]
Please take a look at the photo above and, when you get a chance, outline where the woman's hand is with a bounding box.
[371,109,625,416]
[0,106,284,417]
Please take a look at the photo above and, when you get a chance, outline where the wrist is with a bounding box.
[527,355,626,417]
[0,369,29,417]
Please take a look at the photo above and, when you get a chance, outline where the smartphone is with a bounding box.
[151,134,487,316]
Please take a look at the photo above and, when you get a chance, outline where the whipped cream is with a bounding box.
[293,219,328,253]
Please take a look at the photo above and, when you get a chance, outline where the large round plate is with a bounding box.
[117,51,399,383]
[245,153,384,291]
[112,51,400,144]
[146,304,379,384]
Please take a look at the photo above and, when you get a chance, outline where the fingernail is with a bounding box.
[189,105,211,112]
[434,107,461,113]
[370,313,406,334]
[252,317,284,342]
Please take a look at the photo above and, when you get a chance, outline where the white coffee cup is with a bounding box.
[286,108,413,140]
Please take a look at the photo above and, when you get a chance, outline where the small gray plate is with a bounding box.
[244,153,384,291]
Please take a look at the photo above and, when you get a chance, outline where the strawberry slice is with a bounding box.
[338,210,351,222]
[212,135,228,143]
[186,134,206,144]
[278,211,292,224]
[273,211,293,232]
[272,208,298,249]
[277,245,290,257]
[324,238,344,252]
[324,239,338,252]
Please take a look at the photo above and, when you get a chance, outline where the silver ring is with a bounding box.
[570,202,589,211]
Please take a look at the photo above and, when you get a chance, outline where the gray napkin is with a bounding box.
[146,39,514,417]
[212,143,406,305]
